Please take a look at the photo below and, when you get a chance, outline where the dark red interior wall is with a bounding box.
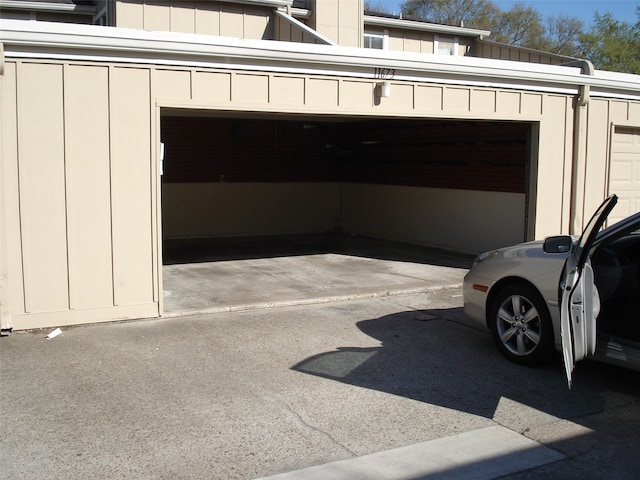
[161,116,528,194]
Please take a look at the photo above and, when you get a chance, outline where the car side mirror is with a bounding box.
[543,235,573,254]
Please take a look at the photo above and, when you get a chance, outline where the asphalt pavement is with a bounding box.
[2,288,639,479]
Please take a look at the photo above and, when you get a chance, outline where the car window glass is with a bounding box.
[575,195,617,268]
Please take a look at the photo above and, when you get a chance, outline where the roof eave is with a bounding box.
[1,20,638,99]
[364,14,490,39]
[0,0,97,14]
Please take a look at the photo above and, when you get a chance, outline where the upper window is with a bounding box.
[364,32,386,50]
[434,35,459,56]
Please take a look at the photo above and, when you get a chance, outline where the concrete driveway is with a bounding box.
[3,236,640,479]
[2,287,640,479]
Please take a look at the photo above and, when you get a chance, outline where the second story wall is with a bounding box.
[477,41,567,65]
[307,0,363,47]
[115,0,273,39]
[364,26,475,56]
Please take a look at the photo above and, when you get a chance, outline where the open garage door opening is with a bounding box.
[160,112,533,315]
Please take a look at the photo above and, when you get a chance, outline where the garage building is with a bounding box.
[0,0,639,330]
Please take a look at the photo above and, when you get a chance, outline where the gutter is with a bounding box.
[564,59,595,234]
[0,20,638,99]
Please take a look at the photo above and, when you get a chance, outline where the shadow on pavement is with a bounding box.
[292,307,640,422]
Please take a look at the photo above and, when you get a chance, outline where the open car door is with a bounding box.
[560,195,618,388]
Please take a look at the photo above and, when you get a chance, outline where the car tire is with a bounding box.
[489,282,554,366]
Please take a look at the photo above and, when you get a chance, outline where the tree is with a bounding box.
[490,3,545,48]
[399,0,640,73]
[401,0,499,28]
[364,1,392,14]
[579,10,640,74]
[542,15,585,57]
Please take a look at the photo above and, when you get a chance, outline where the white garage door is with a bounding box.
[609,126,640,224]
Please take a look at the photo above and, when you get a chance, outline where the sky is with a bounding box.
[379,1,639,27]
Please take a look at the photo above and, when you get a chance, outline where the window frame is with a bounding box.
[434,35,459,56]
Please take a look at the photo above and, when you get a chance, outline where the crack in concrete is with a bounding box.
[277,399,357,456]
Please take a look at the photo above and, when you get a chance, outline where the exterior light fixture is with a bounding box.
[380,81,391,98]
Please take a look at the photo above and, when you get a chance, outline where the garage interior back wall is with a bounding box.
[160,116,529,254]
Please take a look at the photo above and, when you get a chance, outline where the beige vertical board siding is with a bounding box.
[194,1,220,35]
[488,44,500,60]
[415,85,443,112]
[338,0,363,47]
[192,71,232,102]
[458,42,471,56]
[275,12,288,42]
[234,74,269,104]
[313,0,339,45]
[609,127,640,224]
[583,99,610,217]
[220,4,244,37]
[497,91,521,115]
[311,0,365,46]
[276,15,307,43]
[386,33,404,52]
[609,100,630,121]
[110,67,154,306]
[64,65,114,310]
[244,6,271,40]
[123,0,275,38]
[154,69,191,100]
[115,0,143,29]
[478,43,558,65]
[401,32,422,53]
[340,80,373,108]
[143,1,170,31]
[1,62,24,324]
[306,78,339,107]
[376,83,413,112]
[386,30,436,54]
[630,102,640,122]
[471,89,496,113]
[17,63,69,313]
[521,93,543,116]
[443,87,470,112]
[271,76,305,106]
[170,0,196,33]
[536,95,572,237]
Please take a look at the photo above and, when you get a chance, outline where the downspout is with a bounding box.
[565,59,594,234]
[0,42,12,334]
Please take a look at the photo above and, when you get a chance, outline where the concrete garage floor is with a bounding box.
[162,233,474,316]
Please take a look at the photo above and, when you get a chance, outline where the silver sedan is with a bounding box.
[463,195,640,385]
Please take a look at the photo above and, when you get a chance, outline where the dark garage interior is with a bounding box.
[159,113,531,314]
[160,114,528,193]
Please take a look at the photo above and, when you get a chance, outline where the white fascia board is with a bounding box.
[364,15,490,39]
[1,19,638,99]
[0,0,96,14]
